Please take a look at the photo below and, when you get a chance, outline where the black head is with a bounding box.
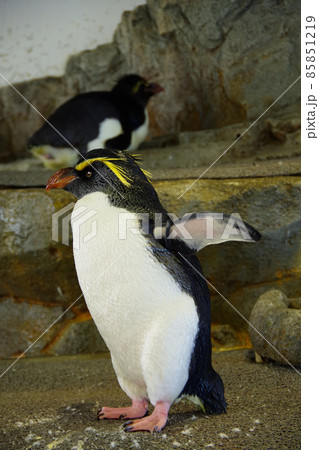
[112,74,164,106]
[46,148,165,215]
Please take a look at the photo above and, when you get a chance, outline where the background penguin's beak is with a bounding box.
[147,82,164,95]
[46,167,77,191]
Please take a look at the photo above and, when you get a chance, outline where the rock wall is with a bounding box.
[0,0,300,161]
[0,174,300,358]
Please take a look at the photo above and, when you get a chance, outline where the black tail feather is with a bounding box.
[199,369,227,414]
[182,367,227,414]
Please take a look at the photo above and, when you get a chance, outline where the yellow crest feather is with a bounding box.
[131,154,152,181]
[141,168,152,180]
[75,157,132,187]
[132,80,146,95]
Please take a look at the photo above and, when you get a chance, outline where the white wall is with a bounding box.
[0,0,145,87]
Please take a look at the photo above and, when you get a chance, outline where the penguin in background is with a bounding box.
[28,74,164,169]
[46,148,261,433]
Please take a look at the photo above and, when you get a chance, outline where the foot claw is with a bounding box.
[121,401,170,432]
[124,420,133,426]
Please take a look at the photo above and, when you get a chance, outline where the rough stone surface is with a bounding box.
[0,175,300,354]
[0,189,81,303]
[0,295,107,359]
[0,0,300,160]
[0,157,301,187]
[114,0,300,133]
[211,324,251,351]
[138,109,301,171]
[45,316,107,356]
[249,289,301,366]
[0,77,68,161]
[0,297,73,358]
[289,297,301,309]
[0,350,301,448]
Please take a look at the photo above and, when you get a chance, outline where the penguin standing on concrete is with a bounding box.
[46,148,261,432]
[29,75,164,169]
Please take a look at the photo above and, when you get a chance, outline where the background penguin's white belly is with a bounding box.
[71,192,199,399]
[87,118,123,151]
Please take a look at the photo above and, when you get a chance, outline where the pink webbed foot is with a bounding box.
[124,401,170,433]
[98,398,148,420]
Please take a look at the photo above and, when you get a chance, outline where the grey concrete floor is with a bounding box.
[0,350,300,449]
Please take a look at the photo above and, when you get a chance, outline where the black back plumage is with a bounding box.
[28,74,162,153]
[29,92,124,152]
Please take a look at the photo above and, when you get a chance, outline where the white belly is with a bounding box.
[87,118,123,151]
[87,109,149,152]
[71,192,198,403]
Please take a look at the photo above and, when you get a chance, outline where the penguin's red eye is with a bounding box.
[85,170,93,179]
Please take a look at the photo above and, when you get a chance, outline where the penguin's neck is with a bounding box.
[71,190,157,282]
[71,191,145,251]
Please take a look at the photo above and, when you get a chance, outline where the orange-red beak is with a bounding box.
[147,82,164,95]
[46,167,77,191]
